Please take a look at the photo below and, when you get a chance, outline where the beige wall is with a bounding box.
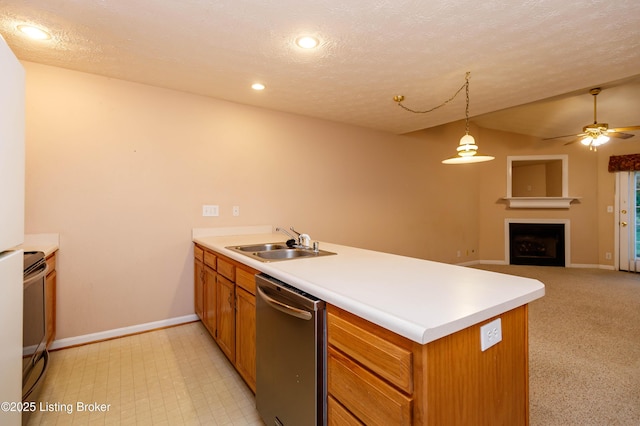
[24,61,640,340]
[475,127,640,266]
[23,62,485,339]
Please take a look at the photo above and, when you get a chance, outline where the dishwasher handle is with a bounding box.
[257,285,313,321]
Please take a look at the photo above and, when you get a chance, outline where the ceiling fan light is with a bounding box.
[581,136,593,146]
[594,134,610,145]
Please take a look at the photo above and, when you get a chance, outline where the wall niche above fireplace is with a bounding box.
[503,154,580,208]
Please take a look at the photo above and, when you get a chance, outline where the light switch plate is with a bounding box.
[480,318,502,351]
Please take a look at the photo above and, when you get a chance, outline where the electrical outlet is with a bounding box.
[456,250,461,258]
[232,206,240,217]
[605,252,612,260]
[202,205,219,217]
[480,318,502,351]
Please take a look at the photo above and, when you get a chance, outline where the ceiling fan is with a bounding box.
[544,88,640,151]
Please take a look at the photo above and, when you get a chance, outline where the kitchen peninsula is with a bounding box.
[193,227,545,425]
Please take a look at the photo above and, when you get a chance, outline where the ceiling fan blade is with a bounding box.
[563,137,583,146]
[609,126,640,133]
[543,133,581,141]
[607,132,635,140]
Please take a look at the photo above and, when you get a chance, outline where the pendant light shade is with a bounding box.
[442,133,494,164]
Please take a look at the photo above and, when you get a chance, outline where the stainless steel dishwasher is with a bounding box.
[255,273,326,426]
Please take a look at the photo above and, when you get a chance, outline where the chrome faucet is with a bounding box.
[276,226,311,248]
[291,227,311,248]
[276,227,296,241]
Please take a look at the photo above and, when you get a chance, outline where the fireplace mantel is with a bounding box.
[502,196,580,209]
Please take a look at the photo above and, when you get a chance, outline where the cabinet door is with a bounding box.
[216,274,236,362]
[194,259,204,321]
[235,287,256,392]
[203,266,217,336]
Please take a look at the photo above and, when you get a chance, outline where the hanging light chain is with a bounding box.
[394,72,471,116]
[464,71,470,135]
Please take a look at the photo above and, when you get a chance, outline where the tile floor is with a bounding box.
[27,322,265,425]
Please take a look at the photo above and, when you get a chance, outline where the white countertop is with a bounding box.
[193,230,545,345]
[18,233,59,257]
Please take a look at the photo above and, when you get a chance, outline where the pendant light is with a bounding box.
[394,72,494,164]
[442,73,494,164]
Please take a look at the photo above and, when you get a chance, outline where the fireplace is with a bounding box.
[509,222,566,266]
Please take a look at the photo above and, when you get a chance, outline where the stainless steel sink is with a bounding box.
[255,248,317,260]
[226,243,336,262]
[231,242,289,252]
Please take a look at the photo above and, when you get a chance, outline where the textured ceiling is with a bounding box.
[1,0,639,136]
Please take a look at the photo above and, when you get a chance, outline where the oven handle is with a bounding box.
[23,263,48,289]
[22,349,49,401]
[256,285,313,321]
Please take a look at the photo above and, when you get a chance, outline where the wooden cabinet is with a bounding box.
[216,273,236,362]
[194,245,204,321]
[45,252,57,348]
[194,244,530,422]
[193,244,258,392]
[235,286,256,391]
[327,304,530,425]
[203,266,217,335]
[328,305,415,425]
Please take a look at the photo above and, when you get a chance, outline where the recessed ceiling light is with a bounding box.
[295,36,319,49]
[17,25,51,40]
[251,83,265,91]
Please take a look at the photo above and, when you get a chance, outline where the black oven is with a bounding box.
[22,251,49,402]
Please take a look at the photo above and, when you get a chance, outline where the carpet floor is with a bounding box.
[475,265,640,426]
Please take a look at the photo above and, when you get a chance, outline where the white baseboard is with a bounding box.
[49,314,199,350]
[477,260,508,265]
[476,260,616,270]
[570,263,615,270]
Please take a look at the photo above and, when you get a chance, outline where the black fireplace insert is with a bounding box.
[509,223,565,266]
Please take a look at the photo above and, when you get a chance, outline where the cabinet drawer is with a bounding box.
[194,244,204,262]
[328,395,364,426]
[45,252,56,274]
[328,348,412,425]
[204,250,217,269]
[328,309,413,393]
[235,267,257,295]
[217,257,235,281]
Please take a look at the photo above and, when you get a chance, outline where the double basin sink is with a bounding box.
[226,242,336,262]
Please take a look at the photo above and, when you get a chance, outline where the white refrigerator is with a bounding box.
[0,35,26,426]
